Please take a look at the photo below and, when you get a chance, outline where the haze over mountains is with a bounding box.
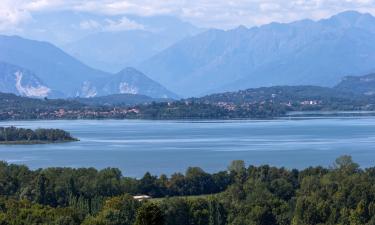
[1,10,375,100]
[65,15,202,72]
[140,11,375,96]
[8,11,202,73]
[0,35,177,99]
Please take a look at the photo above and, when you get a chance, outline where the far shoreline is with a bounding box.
[0,139,79,145]
[1,110,375,123]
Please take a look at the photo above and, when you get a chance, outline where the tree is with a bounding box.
[161,198,190,225]
[134,202,164,225]
[228,160,246,174]
[333,155,359,174]
[83,194,140,225]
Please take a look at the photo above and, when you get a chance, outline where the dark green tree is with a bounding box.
[134,202,164,225]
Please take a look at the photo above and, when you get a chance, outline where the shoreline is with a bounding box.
[0,139,79,145]
[1,110,375,122]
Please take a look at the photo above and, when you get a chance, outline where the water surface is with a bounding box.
[0,118,374,177]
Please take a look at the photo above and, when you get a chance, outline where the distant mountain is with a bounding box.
[140,11,375,97]
[75,93,170,107]
[0,35,109,96]
[0,62,65,98]
[335,73,375,96]
[78,67,178,99]
[64,15,202,72]
[0,62,49,98]
[7,11,201,72]
[0,35,176,99]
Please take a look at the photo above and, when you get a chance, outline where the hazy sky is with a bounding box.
[1,0,375,32]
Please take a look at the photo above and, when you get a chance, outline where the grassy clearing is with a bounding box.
[151,193,219,203]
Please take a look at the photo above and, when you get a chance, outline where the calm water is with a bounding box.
[0,118,375,177]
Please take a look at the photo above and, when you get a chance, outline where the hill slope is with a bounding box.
[335,73,375,96]
[0,62,57,98]
[78,67,178,99]
[75,94,170,107]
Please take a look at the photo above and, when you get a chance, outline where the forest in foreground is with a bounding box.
[0,156,374,225]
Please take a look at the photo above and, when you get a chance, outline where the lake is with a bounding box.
[0,117,375,177]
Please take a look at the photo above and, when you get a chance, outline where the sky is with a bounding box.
[1,0,375,32]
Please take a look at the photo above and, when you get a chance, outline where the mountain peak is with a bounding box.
[118,67,142,75]
[323,10,375,27]
[335,10,365,18]
[235,25,248,31]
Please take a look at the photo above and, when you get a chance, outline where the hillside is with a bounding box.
[140,11,375,97]
[194,85,374,112]
[197,86,360,104]
[335,73,375,96]
[3,82,375,121]
[0,92,84,111]
[78,67,178,98]
[75,93,170,107]
[0,62,60,98]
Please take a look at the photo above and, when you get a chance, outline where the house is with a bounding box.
[133,195,152,201]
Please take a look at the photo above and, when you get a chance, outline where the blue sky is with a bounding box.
[1,0,375,32]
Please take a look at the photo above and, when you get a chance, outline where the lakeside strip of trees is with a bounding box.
[0,156,374,224]
[0,126,78,144]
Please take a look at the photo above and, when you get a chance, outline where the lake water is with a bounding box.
[0,118,375,177]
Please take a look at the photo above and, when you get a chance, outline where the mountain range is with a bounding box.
[2,11,375,100]
[139,11,375,97]
[0,35,177,99]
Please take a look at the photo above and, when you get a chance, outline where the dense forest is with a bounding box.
[0,156,375,224]
[0,126,78,144]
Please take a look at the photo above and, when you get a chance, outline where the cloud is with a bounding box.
[79,17,144,31]
[0,0,31,32]
[104,17,144,31]
[25,0,66,11]
[79,19,101,30]
[0,0,375,31]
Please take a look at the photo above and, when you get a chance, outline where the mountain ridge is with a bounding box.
[139,10,375,97]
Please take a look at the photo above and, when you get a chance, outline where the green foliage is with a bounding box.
[0,198,85,225]
[82,194,140,225]
[1,156,375,225]
[0,126,78,144]
[134,202,164,225]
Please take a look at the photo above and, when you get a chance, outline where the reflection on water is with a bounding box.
[0,118,375,177]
